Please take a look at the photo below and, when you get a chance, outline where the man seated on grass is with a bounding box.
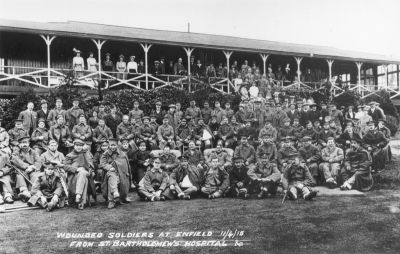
[225,156,251,199]
[168,156,205,200]
[319,137,344,188]
[340,137,373,192]
[100,138,131,209]
[138,157,169,202]
[28,162,63,212]
[201,157,230,199]
[247,153,281,198]
[282,153,317,201]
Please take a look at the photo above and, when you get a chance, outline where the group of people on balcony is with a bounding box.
[0,91,392,212]
[71,49,328,86]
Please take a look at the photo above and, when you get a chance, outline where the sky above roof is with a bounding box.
[2,0,400,59]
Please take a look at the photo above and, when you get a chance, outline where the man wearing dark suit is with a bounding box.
[37,99,50,129]
[286,103,300,125]
[18,102,37,135]
[367,101,385,122]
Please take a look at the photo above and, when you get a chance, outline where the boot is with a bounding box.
[18,190,31,202]
[107,201,116,209]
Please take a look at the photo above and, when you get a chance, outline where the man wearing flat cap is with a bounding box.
[175,117,194,150]
[31,118,50,155]
[49,115,73,155]
[92,118,113,150]
[248,153,281,198]
[234,136,256,167]
[18,101,37,134]
[64,138,95,210]
[217,116,235,149]
[278,118,294,141]
[282,153,317,201]
[256,135,278,163]
[67,98,85,130]
[168,155,205,200]
[340,137,373,191]
[165,104,179,131]
[186,100,201,124]
[225,156,251,198]
[362,120,389,172]
[72,114,93,147]
[299,136,321,184]
[100,138,131,208]
[258,120,277,143]
[286,103,300,125]
[211,101,226,124]
[47,98,67,127]
[27,162,64,212]
[12,135,42,202]
[116,115,137,151]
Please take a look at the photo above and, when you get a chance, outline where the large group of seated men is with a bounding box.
[0,94,392,211]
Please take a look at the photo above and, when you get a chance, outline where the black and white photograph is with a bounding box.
[0,0,400,253]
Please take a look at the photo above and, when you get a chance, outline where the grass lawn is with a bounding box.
[1,155,400,254]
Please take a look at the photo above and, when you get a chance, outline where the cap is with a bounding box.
[233,156,244,161]
[288,152,301,159]
[142,116,150,121]
[377,118,387,124]
[73,138,85,145]
[38,118,46,124]
[301,136,312,142]
[48,139,58,145]
[168,104,176,108]
[283,118,291,123]
[18,135,30,142]
[78,113,85,118]
[368,101,378,106]
[72,97,80,102]
[14,119,23,124]
[260,153,270,159]
[179,155,189,161]
[108,138,119,144]
[120,136,130,142]
[56,98,62,103]
[156,101,162,106]
[105,53,111,57]
[40,99,47,105]
[43,162,58,169]
[56,114,64,120]
[367,120,375,126]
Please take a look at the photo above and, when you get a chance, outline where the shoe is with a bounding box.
[130,183,137,189]
[304,190,318,201]
[287,190,296,200]
[77,203,84,210]
[326,178,337,189]
[150,196,156,202]
[178,193,185,199]
[257,191,264,199]
[243,194,250,199]
[120,197,132,204]
[208,194,214,199]
[46,201,55,212]
[107,201,116,209]
[184,195,191,200]
[0,196,4,205]
[38,198,48,209]
[18,190,31,202]
[159,196,166,201]
[4,196,14,204]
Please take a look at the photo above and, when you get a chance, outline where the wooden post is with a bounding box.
[140,43,152,90]
[92,39,106,81]
[326,59,334,83]
[356,62,363,94]
[223,51,233,93]
[260,54,269,75]
[295,57,303,86]
[40,35,56,87]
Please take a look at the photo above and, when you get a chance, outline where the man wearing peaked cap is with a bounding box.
[31,118,50,155]
[64,136,95,210]
[281,152,317,201]
[248,152,281,198]
[158,116,176,150]
[67,97,85,130]
[47,97,67,127]
[100,134,131,208]
[7,119,29,150]
[340,136,373,192]
[277,135,298,170]
[12,135,42,202]
[72,113,92,147]
[299,135,321,184]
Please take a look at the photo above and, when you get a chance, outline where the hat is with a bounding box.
[43,162,58,169]
[327,137,335,141]
[293,117,299,122]
[14,119,23,124]
[40,99,47,105]
[105,53,111,57]
[305,120,312,125]
[260,153,270,159]
[276,103,282,107]
[56,114,64,120]
[108,138,119,144]
[156,101,162,106]
[120,136,130,142]
[357,105,365,109]
[78,113,85,118]
[142,116,150,121]
[72,97,80,102]
[154,60,160,64]
[289,103,296,107]
[310,103,317,107]
[283,118,291,123]
[288,152,301,159]
[233,156,244,161]
[163,115,169,120]
[48,139,58,145]
[168,104,176,108]
[239,103,245,108]
[99,139,109,145]
[368,101,378,106]
[314,120,321,124]
[301,136,312,142]
[296,100,303,104]
[73,138,85,145]
[377,118,386,124]
[18,135,30,142]
[38,118,46,124]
